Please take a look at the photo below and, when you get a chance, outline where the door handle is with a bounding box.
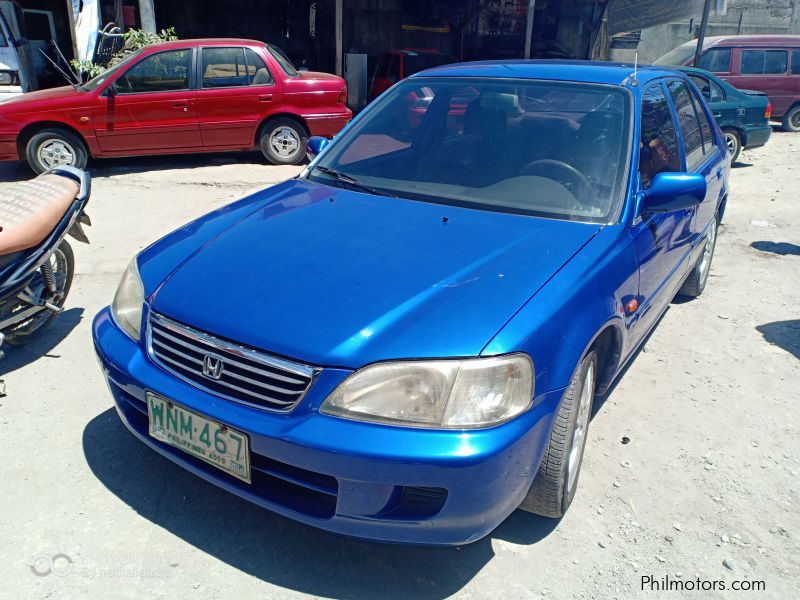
[259,94,273,102]
[172,101,189,111]
[712,112,722,117]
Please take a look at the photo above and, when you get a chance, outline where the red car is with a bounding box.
[369,50,456,100]
[0,39,352,172]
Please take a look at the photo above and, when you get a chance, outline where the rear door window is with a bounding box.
[792,50,800,74]
[741,49,788,75]
[202,47,248,88]
[668,81,714,171]
[697,48,731,72]
[689,75,723,102]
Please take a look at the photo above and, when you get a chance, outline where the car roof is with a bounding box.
[411,59,682,86]
[679,34,800,48]
[142,38,269,51]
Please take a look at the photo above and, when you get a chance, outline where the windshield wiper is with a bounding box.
[312,166,396,197]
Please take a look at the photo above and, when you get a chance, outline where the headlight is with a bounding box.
[321,354,533,428]
[0,71,18,86]
[111,258,145,340]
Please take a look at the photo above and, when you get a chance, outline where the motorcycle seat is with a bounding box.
[0,173,80,256]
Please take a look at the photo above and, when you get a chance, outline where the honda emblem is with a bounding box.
[202,354,225,380]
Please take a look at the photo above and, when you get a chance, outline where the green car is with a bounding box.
[677,66,772,163]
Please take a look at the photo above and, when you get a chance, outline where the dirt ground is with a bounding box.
[0,135,798,600]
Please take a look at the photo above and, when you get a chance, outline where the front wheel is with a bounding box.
[259,118,308,165]
[723,129,741,163]
[25,128,88,174]
[520,351,598,518]
[679,215,718,299]
[782,105,800,133]
[2,240,75,346]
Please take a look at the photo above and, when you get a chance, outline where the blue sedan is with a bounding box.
[93,61,729,545]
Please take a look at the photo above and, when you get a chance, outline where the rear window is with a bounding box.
[267,44,298,77]
[792,50,800,75]
[741,50,788,75]
[697,48,731,72]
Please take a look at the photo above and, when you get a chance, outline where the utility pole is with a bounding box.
[139,0,156,34]
[693,0,712,66]
[524,0,537,59]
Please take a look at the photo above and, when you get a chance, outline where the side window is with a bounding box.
[202,47,248,88]
[245,48,272,85]
[690,89,715,154]
[791,50,800,75]
[709,79,724,103]
[697,48,731,72]
[639,84,681,189]
[116,49,191,93]
[741,49,788,75]
[668,81,715,170]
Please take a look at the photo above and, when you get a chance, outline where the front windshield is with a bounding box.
[653,42,697,66]
[306,77,631,222]
[80,50,144,92]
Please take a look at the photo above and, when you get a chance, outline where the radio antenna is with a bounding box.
[634,50,638,79]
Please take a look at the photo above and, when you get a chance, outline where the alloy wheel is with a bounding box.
[567,361,595,494]
[269,127,300,159]
[37,139,76,169]
[698,218,717,284]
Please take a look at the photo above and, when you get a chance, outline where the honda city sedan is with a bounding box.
[93,61,729,545]
[0,38,351,172]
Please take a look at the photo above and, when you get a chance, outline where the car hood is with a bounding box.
[0,85,85,113]
[151,180,600,368]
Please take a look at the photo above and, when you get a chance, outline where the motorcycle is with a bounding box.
[0,166,91,394]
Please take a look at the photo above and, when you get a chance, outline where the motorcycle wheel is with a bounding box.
[2,240,75,347]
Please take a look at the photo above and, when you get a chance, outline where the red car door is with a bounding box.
[92,48,201,154]
[196,46,281,148]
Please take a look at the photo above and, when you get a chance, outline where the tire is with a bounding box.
[678,214,718,299]
[520,351,598,518]
[25,128,88,174]
[722,129,741,163]
[782,104,800,133]
[258,118,308,165]
[3,240,74,346]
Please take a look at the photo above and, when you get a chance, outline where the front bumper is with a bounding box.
[92,307,562,545]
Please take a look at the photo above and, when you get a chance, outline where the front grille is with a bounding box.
[147,312,316,411]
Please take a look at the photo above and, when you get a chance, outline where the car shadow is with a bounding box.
[731,160,752,169]
[0,151,294,182]
[756,320,800,360]
[87,151,272,178]
[82,408,559,598]
[751,241,800,256]
[0,307,83,376]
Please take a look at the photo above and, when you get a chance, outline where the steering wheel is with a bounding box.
[521,159,593,205]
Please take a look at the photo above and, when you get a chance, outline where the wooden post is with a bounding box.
[524,0,536,59]
[139,0,156,33]
[335,0,343,76]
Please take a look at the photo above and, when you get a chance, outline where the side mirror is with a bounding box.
[104,83,117,97]
[643,173,706,213]
[306,136,330,160]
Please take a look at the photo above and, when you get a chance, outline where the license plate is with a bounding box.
[146,393,251,483]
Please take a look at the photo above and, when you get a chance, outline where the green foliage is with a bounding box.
[70,27,178,81]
